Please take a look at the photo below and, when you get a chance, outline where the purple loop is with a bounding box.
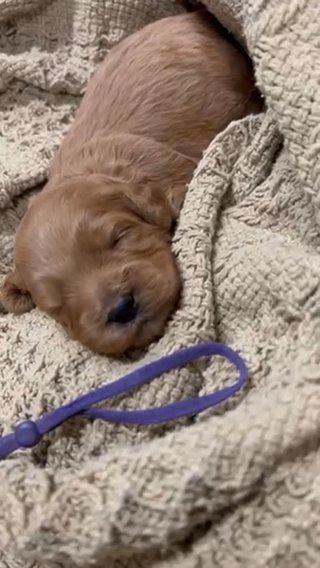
[0,342,248,459]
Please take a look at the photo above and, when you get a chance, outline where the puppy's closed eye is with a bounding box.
[110,225,132,249]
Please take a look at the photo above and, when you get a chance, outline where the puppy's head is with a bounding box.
[0,174,181,355]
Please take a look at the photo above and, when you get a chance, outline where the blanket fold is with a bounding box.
[0,1,320,567]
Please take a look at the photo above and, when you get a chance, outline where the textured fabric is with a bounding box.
[0,0,184,208]
[1,1,320,567]
[204,0,320,206]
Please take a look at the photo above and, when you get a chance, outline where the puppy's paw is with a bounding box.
[0,270,34,314]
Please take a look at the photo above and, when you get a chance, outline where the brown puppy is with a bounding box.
[0,11,262,355]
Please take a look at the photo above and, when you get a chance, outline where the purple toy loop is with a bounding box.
[0,342,248,459]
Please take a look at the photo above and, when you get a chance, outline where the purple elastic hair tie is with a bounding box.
[0,342,248,459]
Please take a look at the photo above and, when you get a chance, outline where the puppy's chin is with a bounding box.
[74,317,168,357]
[64,250,181,356]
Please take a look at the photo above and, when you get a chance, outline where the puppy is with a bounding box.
[0,11,262,355]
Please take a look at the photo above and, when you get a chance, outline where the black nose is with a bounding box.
[107,293,138,325]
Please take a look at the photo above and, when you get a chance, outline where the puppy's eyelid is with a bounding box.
[111,227,130,247]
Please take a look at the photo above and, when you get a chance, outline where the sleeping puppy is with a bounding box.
[0,11,262,355]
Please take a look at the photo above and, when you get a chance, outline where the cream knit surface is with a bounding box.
[1,1,320,567]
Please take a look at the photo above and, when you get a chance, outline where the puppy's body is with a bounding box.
[1,12,262,355]
[50,11,260,179]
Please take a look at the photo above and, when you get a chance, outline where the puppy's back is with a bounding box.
[52,11,262,174]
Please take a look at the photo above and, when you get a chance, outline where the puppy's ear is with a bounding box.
[84,134,197,226]
[123,182,174,232]
[0,269,34,314]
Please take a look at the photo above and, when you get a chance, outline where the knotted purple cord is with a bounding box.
[0,342,248,459]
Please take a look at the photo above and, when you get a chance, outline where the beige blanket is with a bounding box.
[1,1,320,567]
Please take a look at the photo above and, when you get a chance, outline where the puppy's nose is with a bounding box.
[107,293,138,325]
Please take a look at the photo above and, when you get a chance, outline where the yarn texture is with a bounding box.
[0,0,320,567]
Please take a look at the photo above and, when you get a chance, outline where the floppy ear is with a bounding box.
[75,133,197,226]
[121,181,175,232]
[117,135,197,219]
[116,136,197,221]
[0,269,34,314]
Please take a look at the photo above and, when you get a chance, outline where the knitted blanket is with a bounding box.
[0,1,320,567]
